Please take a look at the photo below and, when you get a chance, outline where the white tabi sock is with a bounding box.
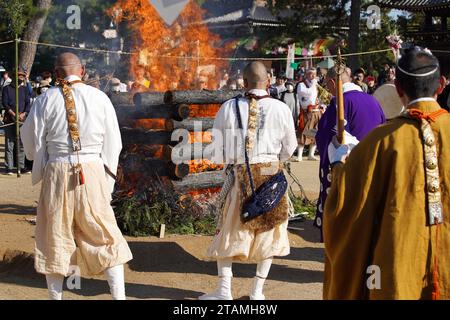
[104,264,126,300]
[250,258,273,300]
[199,258,233,300]
[308,144,318,160]
[297,146,304,161]
[46,274,64,300]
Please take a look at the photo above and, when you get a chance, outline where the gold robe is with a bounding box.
[323,100,450,299]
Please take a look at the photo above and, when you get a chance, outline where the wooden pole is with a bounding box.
[15,34,21,177]
[336,46,345,145]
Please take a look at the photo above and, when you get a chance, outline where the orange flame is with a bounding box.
[188,132,212,143]
[189,104,221,118]
[134,119,170,131]
[109,0,230,92]
[188,160,223,173]
[187,186,221,197]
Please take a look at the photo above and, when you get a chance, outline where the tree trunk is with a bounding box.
[19,0,52,74]
[348,0,361,71]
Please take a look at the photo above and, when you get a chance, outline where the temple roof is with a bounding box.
[377,0,450,12]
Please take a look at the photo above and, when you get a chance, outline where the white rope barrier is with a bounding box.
[17,39,394,61]
[0,40,14,46]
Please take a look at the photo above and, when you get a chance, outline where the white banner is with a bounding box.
[286,43,295,80]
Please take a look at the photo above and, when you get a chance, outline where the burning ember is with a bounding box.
[134,119,171,131]
[189,104,221,118]
[187,187,221,199]
[109,0,230,92]
[189,132,212,144]
[188,160,223,174]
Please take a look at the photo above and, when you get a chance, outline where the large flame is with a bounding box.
[109,0,230,92]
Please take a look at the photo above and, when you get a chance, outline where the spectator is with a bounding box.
[41,71,53,86]
[109,78,128,93]
[1,70,12,88]
[366,75,377,94]
[353,68,368,93]
[269,73,287,99]
[377,63,391,86]
[225,78,238,90]
[37,79,52,95]
[219,72,229,89]
[1,69,31,174]
[280,81,299,135]
[386,66,396,83]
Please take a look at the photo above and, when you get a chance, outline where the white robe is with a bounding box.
[20,75,122,193]
[211,89,297,166]
[297,79,318,109]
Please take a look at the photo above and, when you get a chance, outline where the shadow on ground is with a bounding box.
[0,204,36,215]
[0,249,202,299]
[127,241,323,284]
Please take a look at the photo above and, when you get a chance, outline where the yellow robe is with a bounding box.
[323,100,450,299]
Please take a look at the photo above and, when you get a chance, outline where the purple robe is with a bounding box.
[315,90,386,240]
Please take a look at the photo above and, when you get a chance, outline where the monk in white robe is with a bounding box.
[199,61,297,300]
[21,53,132,300]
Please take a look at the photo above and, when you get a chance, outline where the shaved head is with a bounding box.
[327,66,352,82]
[243,61,269,89]
[55,52,84,79]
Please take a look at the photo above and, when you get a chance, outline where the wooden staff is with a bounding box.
[335,46,345,144]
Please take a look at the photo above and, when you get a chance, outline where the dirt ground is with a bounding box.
[0,135,324,300]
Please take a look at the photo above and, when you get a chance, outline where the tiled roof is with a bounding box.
[377,0,450,11]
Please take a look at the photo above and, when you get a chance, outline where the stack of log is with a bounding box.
[110,90,243,194]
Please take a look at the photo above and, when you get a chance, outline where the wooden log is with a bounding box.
[121,155,189,179]
[133,92,166,107]
[164,90,244,105]
[121,127,173,145]
[173,118,215,131]
[172,171,224,192]
[109,92,135,107]
[115,104,190,121]
[165,143,214,162]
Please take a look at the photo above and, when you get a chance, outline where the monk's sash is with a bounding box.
[57,78,85,185]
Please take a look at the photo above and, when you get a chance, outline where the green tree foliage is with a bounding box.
[0,0,33,70]
[0,0,120,76]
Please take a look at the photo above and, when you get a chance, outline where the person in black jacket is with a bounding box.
[1,70,31,174]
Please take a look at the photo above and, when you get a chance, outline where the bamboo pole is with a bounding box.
[335,46,345,145]
[15,34,21,177]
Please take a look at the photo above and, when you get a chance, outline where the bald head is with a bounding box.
[325,66,352,96]
[327,66,352,82]
[55,52,84,79]
[243,61,269,89]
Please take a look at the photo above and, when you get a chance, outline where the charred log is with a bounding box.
[115,104,190,121]
[122,155,189,179]
[173,118,214,131]
[109,92,135,107]
[121,127,174,145]
[133,92,166,107]
[164,90,244,105]
[172,171,224,192]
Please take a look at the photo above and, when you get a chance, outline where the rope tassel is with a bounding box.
[79,167,85,185]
